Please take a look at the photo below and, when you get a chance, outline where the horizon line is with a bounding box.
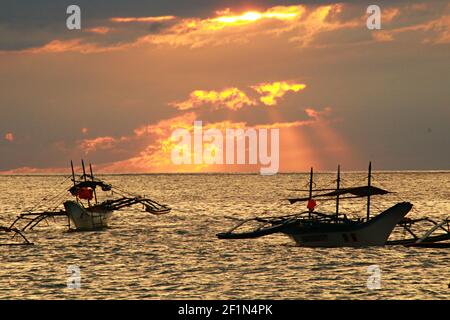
[1,169,450,176]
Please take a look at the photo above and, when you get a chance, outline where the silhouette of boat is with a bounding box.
[9,160,171,232]
[217,163,449,247]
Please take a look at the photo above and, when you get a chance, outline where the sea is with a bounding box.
[0,172,449,299]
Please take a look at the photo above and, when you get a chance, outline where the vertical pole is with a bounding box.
[69,160,76,229]
[308,167,313,219]
[70,160,76,186]
[81,159,91,207]
[336,165,340,220]
[367,161,372,221]
[89,163,98,205]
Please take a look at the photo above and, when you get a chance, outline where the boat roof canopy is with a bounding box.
[288,185,390,204]
[69,180,112,193]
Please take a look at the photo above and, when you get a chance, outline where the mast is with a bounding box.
[308,167,313,219]
[336,165,340,219]
[89,163,98,205]
[69,160,76,229]
[81,159,91,207]
[367,161,372,221]
[70,160,76,186]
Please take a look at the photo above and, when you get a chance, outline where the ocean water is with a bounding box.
[0,172,449,300]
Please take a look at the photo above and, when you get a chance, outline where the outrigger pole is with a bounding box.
[367,161,372,221]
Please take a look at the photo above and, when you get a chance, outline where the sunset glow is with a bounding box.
[172,88,256,111]
[4,133,14,142]
[213,6,303,25]
[1,1,449,304]
[1,1,449,173]
[252,82,307,106]
[110,16,176,23]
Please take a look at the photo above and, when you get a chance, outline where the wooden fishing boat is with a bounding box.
[217,163,448,248]
[9,160,171,232]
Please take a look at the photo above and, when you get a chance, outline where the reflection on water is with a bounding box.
[0,172,449,299]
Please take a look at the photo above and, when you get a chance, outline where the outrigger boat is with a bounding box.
[8,160,171,232]
[217,163,450,248]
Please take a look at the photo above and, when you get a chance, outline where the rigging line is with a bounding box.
[24,178,73,213]
[48,193,70,211]
[59,175,72,185]
[32,184,72,212]
[108,185,138,197]
[370,176,424,214]
[28,186,70,212]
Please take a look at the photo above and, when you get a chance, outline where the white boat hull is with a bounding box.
[285,202,413,247]
[64,201,112,231]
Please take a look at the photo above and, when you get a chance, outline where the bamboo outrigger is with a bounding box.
[387,216,450,248]
[0,226,33,246]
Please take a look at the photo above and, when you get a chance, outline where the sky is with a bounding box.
[0,0,449,173]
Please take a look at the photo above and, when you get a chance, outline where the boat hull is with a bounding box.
[63,201,112,231]
[283,202,413,247]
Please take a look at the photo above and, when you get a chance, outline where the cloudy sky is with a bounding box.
[0,0,449,173]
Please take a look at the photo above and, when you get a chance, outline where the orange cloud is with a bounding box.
[210,6,303,28]
[110,16,176,23]
[80,136,117,154]
[100,112,200,172]
[22,39,120,54]
[419,15,450,44]
[85,27,112,34]
[0,166,68,174]
[3,3,446,55]
[383,8,400,23]
[171,88,257,111]
[4,132,14,142]
[0,4,356,54]
[141,5,307,48]
[252,81,306,106]
[287,4,360,47]
[131,4,362,49]
[304,107,333,120]
[172,81,306,111]
[372,14,450,44]
[372,31,395,42]
[1,105,340,174]
[98,107,331,173]
[133,112,198,137]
